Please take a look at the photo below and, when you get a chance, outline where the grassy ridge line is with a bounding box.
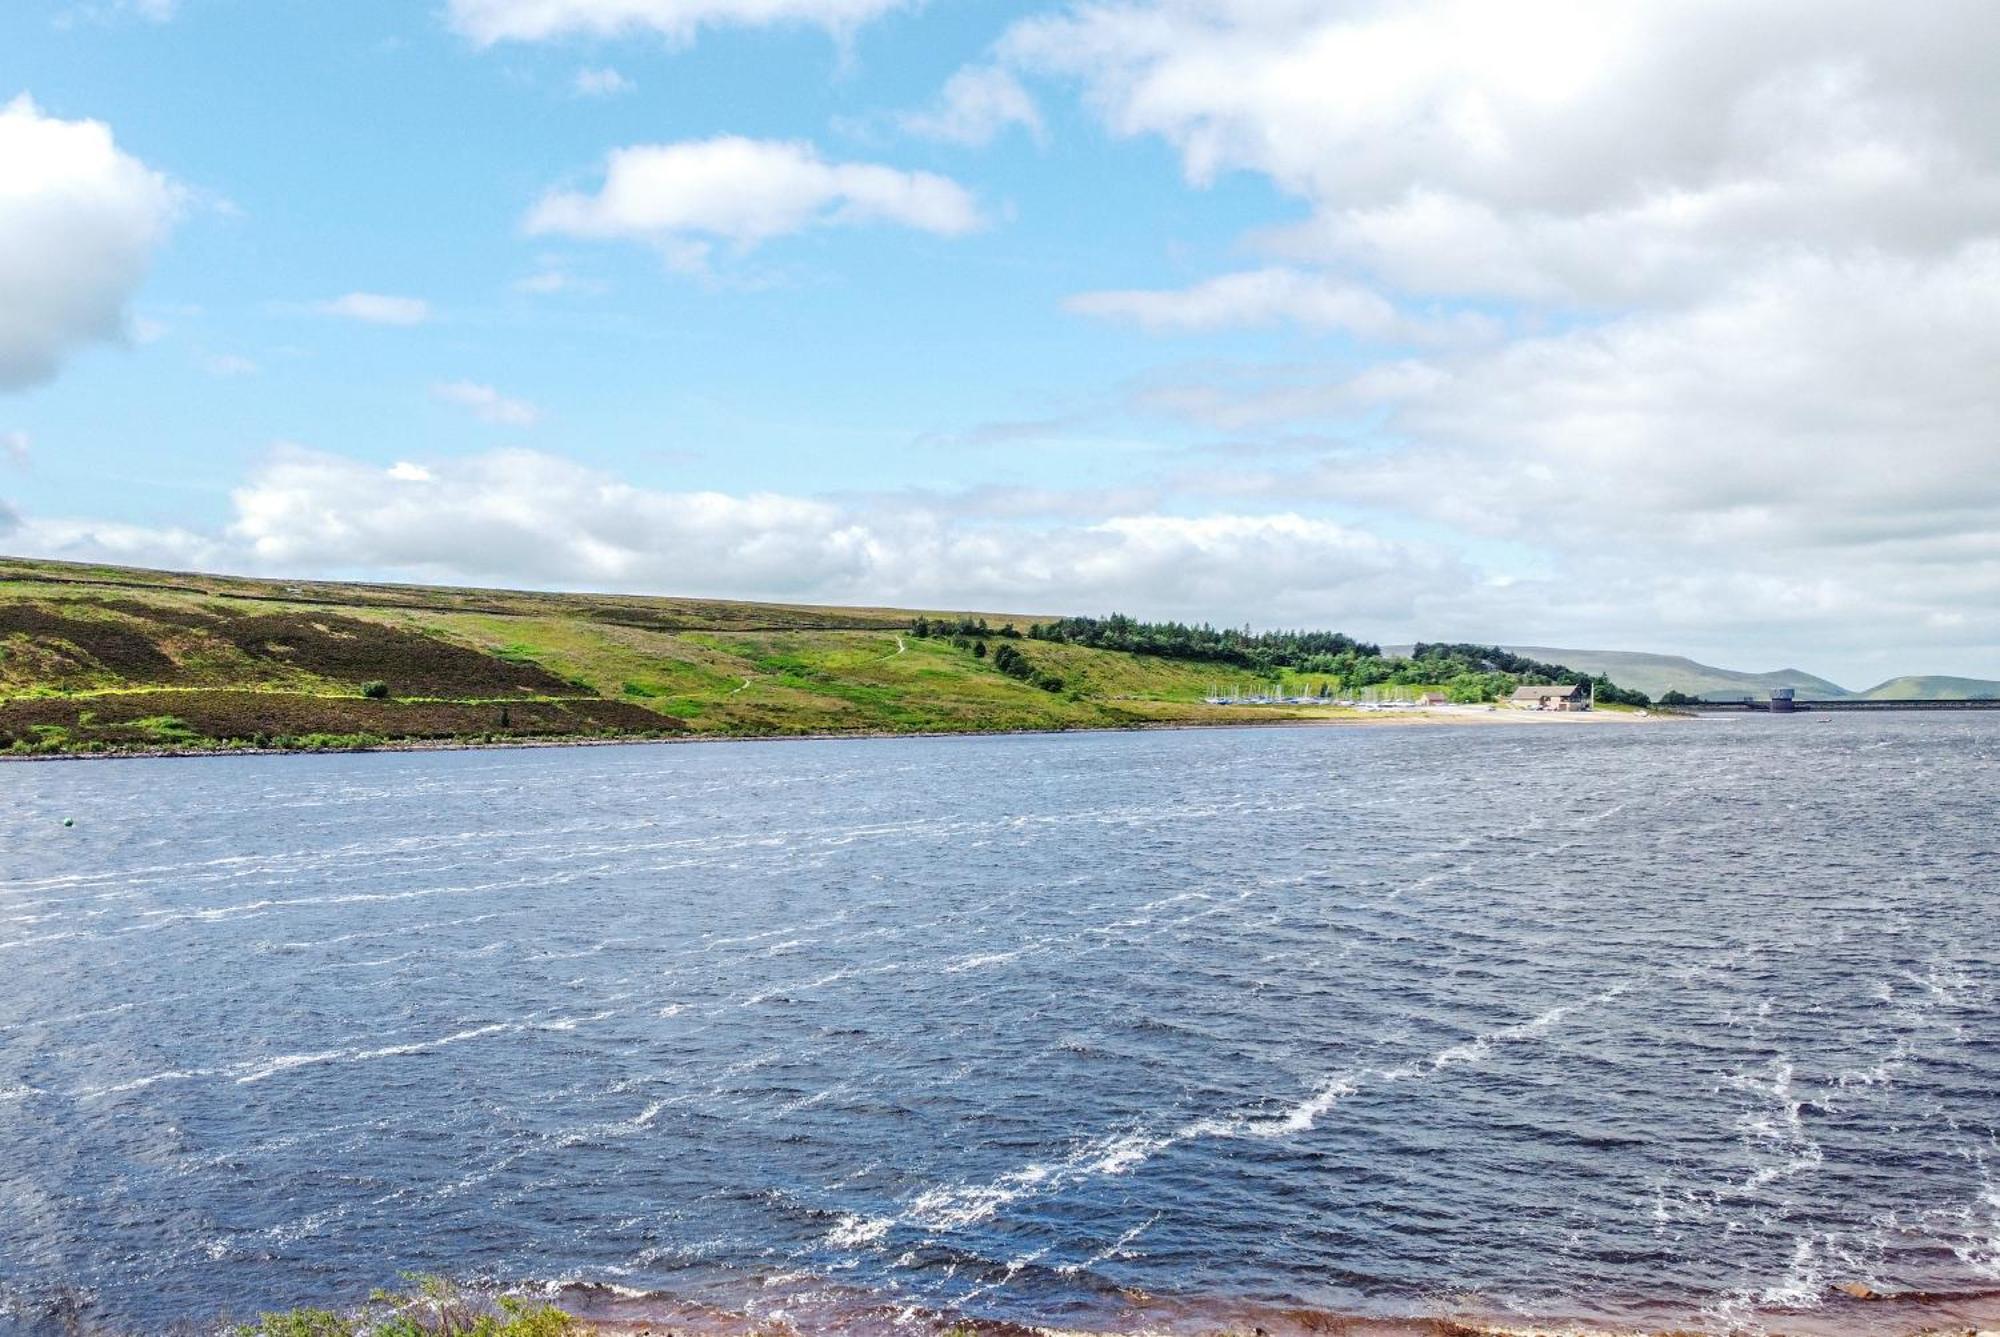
[0,556,1034,632]
[1,556,1373,755]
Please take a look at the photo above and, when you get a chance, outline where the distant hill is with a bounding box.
[1859,675,2000,700]
[1499,647,2000,702]
[0,555,1421,756]
[1502,647,1854,700]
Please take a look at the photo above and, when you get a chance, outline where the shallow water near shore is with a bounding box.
[1,717,1996,1335]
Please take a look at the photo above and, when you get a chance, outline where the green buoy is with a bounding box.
[62,818,74,827]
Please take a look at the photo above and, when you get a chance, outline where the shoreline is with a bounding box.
[536,1278,2000,1337]
[0,706,1679,765]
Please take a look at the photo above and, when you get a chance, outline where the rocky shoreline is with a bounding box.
[546,1278,2000,1337]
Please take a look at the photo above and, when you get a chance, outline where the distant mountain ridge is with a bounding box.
[1859,675,2000,700]
[1502,648,2000,701]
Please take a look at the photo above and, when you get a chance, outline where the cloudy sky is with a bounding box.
[4,0,1998,686]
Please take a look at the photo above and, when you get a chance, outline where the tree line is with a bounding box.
[1025,614,1377,666]
[983,615,1651,705]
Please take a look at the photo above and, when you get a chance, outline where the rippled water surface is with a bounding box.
[2,718,1998,1334]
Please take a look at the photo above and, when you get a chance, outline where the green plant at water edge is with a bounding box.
[236,1276,581,1337]
[236,1308,355,1337]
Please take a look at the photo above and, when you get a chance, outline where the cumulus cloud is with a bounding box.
[512,258,606,295]
[1367,248,2000,548]
[0,94,181,391]
[314,293,432,326]
[899,66,1044,147]
[929,0,2000,673]
[1142,242,2000,670]
[2,445,1454,628]
[1068,268,1498,344]
[572,66,634,97]
[446,0,913,46]
[433,380,542,428]
[5,511,225,570]
[1005,0,2000,306]
[526,137,982,270]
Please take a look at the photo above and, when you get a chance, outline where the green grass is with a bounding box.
[0,555,1379,755]
[234,1276,580,1337]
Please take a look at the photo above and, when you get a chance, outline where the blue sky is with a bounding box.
[5,0,2000,686]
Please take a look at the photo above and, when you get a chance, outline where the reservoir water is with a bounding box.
[1,718,1996,1334]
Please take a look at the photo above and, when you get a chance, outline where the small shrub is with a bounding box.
[234,1308,356,1337]
[359,681,390,700]
[362,1275,581,1337]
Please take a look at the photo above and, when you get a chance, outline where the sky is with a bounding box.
[3,0,1999,688]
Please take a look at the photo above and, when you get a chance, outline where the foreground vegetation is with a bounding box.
[0,557,1643,756]
[235,1276,578,1337]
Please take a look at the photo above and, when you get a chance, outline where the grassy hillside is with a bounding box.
[0,556,1374,755]
[1860,674,2000,700]
[1502,646,1855,700]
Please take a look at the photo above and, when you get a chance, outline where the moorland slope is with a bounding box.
[0,556,1373,754]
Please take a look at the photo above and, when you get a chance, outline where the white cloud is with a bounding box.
[3,445,1452,628]
[3,430,28,467]
[446,0,914,46]
[943,0,2000,674]
[5,512,224,570]
[13,425,2000,675]
[203,353,259,377]
[513,267,607,296]
[526,136,982,268]
[314,292,432,326]
[1144,242,2000,670]
[1068,268,1498,343]
[1004,0,2000,305]
[0,95,181,391]
[432,380,542,428]
[899,66,1044,147]
[572,66,634,97]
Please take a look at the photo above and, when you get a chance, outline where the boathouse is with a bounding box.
[1509,682,1590,711]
